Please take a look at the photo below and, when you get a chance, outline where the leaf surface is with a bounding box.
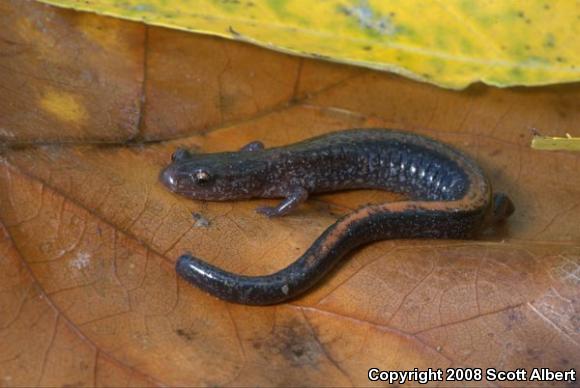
[35,0,580,89]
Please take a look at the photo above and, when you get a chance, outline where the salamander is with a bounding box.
[160,129,514,305]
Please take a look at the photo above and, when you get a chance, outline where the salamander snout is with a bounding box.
[159,165,179,192]
[492,192,515,223]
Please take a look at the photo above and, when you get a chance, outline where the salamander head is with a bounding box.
[160,148,267,200]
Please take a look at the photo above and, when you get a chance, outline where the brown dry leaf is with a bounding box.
[1,1,579,386]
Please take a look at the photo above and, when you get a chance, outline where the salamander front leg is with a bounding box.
[240,141,264,152]
[256,187,308,217]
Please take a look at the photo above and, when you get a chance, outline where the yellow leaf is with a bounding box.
[36,0,580,89]
[531,134,580,151]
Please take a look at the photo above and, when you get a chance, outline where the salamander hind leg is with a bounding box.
[256,187,308,217]
[492,192,515,223]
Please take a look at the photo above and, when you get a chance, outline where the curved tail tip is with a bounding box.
[175,253,202,281]
[176,253,190,268]
[174,253,298,305]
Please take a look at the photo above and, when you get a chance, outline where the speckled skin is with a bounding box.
[160,129,514,305]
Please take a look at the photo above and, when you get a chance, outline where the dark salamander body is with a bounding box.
[160,129,514,305]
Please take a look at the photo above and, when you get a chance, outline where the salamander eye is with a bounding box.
[171,148,190,162]
[193,169,212,185]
